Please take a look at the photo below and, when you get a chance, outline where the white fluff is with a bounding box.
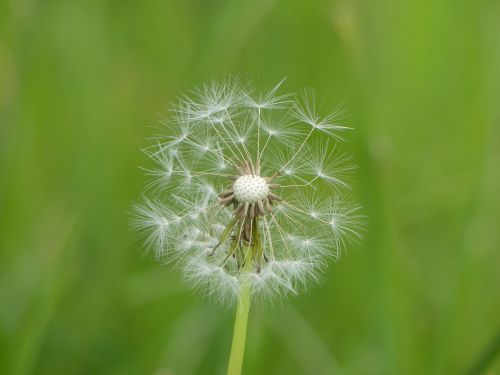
[132,78,364,304]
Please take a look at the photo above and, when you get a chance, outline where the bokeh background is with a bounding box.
[1,0,499,374]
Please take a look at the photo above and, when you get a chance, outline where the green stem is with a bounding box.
[227,246,252,375]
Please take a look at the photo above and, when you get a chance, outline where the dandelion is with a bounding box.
[132,78,364,375]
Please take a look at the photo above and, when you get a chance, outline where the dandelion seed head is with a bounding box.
[132,78,364,304]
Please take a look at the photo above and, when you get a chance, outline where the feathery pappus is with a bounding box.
[132,78,365,304]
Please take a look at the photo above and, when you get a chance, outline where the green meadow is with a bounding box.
[1,0,499,374]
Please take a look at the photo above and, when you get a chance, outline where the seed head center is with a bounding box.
[233,175,269,204]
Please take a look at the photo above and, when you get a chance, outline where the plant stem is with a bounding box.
[227,246,252,375]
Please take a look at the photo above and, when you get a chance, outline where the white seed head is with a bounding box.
[233,175,269,203]
[132,78,365,305]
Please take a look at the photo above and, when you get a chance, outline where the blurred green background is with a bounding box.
[1,0,499,374]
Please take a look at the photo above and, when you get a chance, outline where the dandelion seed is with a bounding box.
[133,78,364,303]
[132,78,365,375]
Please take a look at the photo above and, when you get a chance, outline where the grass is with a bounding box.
[1,0,499,374]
